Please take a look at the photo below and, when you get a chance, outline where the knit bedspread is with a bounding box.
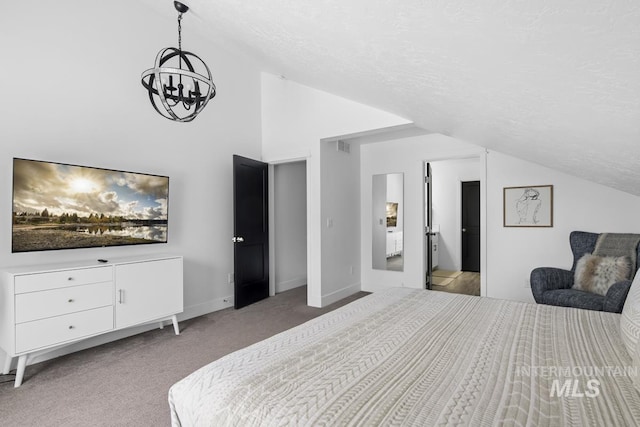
[169,288,640,426]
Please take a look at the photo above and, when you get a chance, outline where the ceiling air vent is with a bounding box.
[336,140,351,154]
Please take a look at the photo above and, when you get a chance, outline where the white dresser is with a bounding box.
[0,254,183,387]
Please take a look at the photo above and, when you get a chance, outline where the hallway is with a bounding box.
[432,271,480,296]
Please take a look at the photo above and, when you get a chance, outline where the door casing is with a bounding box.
[422,153,487,296]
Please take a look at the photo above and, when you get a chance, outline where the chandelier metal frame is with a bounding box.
[141,1,216,123]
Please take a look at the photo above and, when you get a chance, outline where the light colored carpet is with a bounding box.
[432,269,463,279]
[0,286,368,426]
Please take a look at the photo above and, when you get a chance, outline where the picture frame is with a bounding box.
[503,185,553,227]
[386,202,398,227]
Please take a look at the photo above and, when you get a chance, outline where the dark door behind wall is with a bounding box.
[461,181,480,272]
[233,155,269,309]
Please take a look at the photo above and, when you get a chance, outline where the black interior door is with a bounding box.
[461,181,480,272]
[233,155,269,309]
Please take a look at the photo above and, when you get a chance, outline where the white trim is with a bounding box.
[421,150,486,163]
[322,123,426,145]
[276,276,307,293]
[479,151,488,297]
[422,150,488,296]
[320,282,361,307]
[268,163,276,297]
[268,158,310,302]
[264,153,311,164]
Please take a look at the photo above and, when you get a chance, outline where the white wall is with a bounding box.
[361,134,640,303]
[430,158,481,271]
[261,74,411,163]
[487,151,640,302]
[1,0,262,364]
[361,134,483,291]
[274,161,307,292]
[320,141,362,304]
[261,73,410,306]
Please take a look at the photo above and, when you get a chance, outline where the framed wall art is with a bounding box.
[503,185,553,227]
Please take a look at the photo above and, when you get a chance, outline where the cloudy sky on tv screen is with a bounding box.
[13,159,168,219]
[12,158,169,252]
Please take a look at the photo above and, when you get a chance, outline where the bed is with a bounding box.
[169,288,640,426]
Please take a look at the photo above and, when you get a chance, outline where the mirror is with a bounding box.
[372,173,404,271]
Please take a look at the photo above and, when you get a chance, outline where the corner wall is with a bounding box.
[361,135,483,291]
[487,151,640,302]
[320,140,362,304]
[261,73,410,306]
[274,162,307,292]
[1,0,262,365]
[361,134,640,302]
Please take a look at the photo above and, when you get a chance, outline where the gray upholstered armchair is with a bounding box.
[531,231,640,313]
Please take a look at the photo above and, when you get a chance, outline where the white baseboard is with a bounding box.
[4,295,234,369]
[275,276,307,293]
[360,282,389,293]
[182,295,234,319]
[321,282,361,307]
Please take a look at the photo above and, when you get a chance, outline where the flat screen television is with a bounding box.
[12,158,169,253]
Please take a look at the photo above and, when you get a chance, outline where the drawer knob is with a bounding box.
[68,299,74,303]
[68,325,74,329]
[67,277,74,281]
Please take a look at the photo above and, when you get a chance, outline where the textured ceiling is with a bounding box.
[142,0,640,195]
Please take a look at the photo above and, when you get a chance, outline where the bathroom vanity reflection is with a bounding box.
[372,173,404,271]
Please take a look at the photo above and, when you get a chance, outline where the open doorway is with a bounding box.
[425,158,482,296]
[272,161,308,294]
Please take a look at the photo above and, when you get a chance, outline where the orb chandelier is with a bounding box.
[141,1,216,123]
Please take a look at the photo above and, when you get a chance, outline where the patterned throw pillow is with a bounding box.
[620,271,640,357]
[573,254,631,296]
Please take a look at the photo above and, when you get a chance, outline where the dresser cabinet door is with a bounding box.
[114,258,183,329]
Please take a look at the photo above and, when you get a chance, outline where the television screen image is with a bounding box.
[12,158,169,253]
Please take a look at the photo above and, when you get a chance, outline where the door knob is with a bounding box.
[462,228,467,232]
[232,237,245,243]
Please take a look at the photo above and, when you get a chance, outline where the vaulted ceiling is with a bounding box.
[142,0,640,195]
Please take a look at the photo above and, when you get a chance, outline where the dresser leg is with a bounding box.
[14,355,27,388]
[158,321,164,330]
[171,315,180,335]
[2,354,11,375]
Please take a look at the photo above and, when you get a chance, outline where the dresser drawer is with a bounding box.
[15,266,113,294]
[15,306,114,353]
[15,282,113,324]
